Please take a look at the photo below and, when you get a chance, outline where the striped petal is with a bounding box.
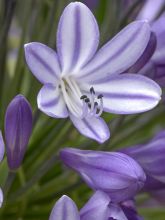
[24,42,61,84]
[0,188,3,208]
[76,21,151,83]
[80,74,162,114]
[37,85,68,118]
[49,195,80,220]
[0,131,4,162]
[70,114,110,143]
[57,2,99,75]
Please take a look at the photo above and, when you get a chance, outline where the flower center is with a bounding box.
[59,77,103,119]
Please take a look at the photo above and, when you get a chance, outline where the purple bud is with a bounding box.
[80,191,110,220]
[82,0,99,10]
[60,148,146,202]
[5,95,33,170]
[49,195,80,220]
[0,188,3,208]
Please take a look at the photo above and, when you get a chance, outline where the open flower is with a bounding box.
[24,2,161,143]
[0,131,5,208]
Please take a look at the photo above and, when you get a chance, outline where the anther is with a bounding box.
[85,98,90,103]
[94,102,98,107]
[80,95,87,100]
[98,94,103,99]
[90,87,95,94]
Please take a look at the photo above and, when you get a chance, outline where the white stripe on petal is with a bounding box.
[80,74,162,114]
[70,114,110,143]
[24,42,61,84]
[57,2,99,75]
[37,85,68,118]
[77,21,151,83]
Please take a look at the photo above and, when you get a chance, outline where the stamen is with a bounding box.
[90,87,95,94]
[80,89,104,118]
[80,95,87,100]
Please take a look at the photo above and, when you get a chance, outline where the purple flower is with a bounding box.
[49,195,80,220]
[136,2,165,86]
[49,191,111,220]
[60,148,146,202]
[5,95,33,170]
[24,2,161,143]
[121,130,165,201]
[0,131,4,208]
[49,190,140,220]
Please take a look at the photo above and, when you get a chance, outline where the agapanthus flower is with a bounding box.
[24,2,161,143]
[5,95,33,170]
[60,147,146,202]
[0,131,5,208]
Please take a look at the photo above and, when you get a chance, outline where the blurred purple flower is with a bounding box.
[5,95,33,170]
[121,130,165,201]
[60,148,146,203]
[24,2,161,143]
[0,132,4,208]
[136,1,165,86]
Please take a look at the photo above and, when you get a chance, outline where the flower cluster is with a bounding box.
[0,1,165,219]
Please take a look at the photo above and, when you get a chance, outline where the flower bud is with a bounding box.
[5,95,33,170]
[60,148,146,202]
[49,195,80,220]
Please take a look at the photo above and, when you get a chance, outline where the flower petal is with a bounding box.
[137,0,164,22]
[80,74,161,114]
[0,188,3,208]
[128,32,157,73]
[80,191,110,220]
[37,85,68,118]
[77,21,151,83]
[57,2,99,74]
[49,195,80,220]
[0,131,4,162]
[69,114,110,143]
[24,42,61,84]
